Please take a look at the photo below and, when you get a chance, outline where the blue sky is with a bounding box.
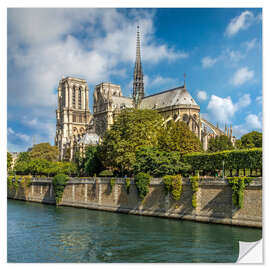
[7,8,262,152]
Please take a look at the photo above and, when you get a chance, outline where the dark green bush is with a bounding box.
[134,146,191,177]
[183,148,262,174]
[52,174,69,205]
[134,172,151,200]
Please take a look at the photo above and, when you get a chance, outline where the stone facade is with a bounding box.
[55,77,92,160]
[8,177,262,228]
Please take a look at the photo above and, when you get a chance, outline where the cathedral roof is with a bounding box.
[111,96,133,108]
[140,85,198,109]
[78,133,100,145]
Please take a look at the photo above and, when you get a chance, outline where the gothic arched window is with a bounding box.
[62,87,65,107]
[72,86,76,108]
[78,87,82,109]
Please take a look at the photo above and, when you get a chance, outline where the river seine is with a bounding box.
[7,199,262,263]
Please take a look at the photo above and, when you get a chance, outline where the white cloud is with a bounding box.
[197,90,208,101]
[245,114,262,129]
[7,127,30,142]
[233,112,262,138]
[201,56,218,68]
[207,95,237,123]
[8,9,188,108]
[225,11,255,37]
[226,49,244,62]
[231,67,254,86]
[206,94,251,124]
[236,94,251,108]
[244,38,257,51]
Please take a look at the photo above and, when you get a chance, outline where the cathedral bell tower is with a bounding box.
[55,77,91,160]
[132,26,144,108]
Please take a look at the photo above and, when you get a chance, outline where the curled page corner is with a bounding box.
[237,239,263,263]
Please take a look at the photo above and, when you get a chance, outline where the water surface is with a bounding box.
[8,199,262,263]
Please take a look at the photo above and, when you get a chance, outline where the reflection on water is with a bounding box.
[7,199,262,263]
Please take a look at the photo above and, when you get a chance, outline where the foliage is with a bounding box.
[158,121,203,154]
[7,175,14,190]
[134,172,151,200]
[29,143,59,161]
[190,176,199,208]
[14,152,31,175]
[125,178,131,194]
[183,148,262,174]
[227,177,253,208]
[110,178,116,191]
[14,154,77,177]
[7,175,20,191]
[162,175,183,201]
[99,109,164,174]
[83,146,103,176]
[99,170,114,177]
[133,146,192,177]
[240,131,262,149]
[208,135,234,152]
[52,174,69,205]
[7,152,13,172]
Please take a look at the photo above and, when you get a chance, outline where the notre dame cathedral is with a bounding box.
[55,26,235,160]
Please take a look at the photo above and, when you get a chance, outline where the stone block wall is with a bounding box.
[7,177,262,228]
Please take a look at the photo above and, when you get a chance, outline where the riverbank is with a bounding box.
[7,177,262,228]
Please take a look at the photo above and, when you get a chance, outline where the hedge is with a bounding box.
[183,148,262,173]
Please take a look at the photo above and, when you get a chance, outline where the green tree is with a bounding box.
[14,152,31,175]
[7,152,12,172]
[240,131,262,149]
[83,146,103,176]
[158,121,203,154]
[29,143,59,161]
[99,109,164,174]
[208,135,234,152]
[133,146,191,177]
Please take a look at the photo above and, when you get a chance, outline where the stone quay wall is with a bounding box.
[7,177,262,228]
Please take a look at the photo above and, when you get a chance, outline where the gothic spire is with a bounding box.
[133,25,144,108]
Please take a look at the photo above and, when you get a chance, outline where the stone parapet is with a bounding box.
[8,177,262,228]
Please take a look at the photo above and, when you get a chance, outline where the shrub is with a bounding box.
[183,148,262,174]
[52,174,69,205]
[110,178,116,191]
[190,176,199,208]
[134,172,151,200]
[227,177,253,208]
[163,175,183,201]
[125,178,131,194]
[99,170,114,177]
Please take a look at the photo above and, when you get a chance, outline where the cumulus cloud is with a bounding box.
[231,67,254,86]
[233,113,262,138]
[225,11,256,37]
[201,56,218,68]
[8,9,188,108]
[196,90,208,101]
[245,114,262,129]
[206,94,251,124]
